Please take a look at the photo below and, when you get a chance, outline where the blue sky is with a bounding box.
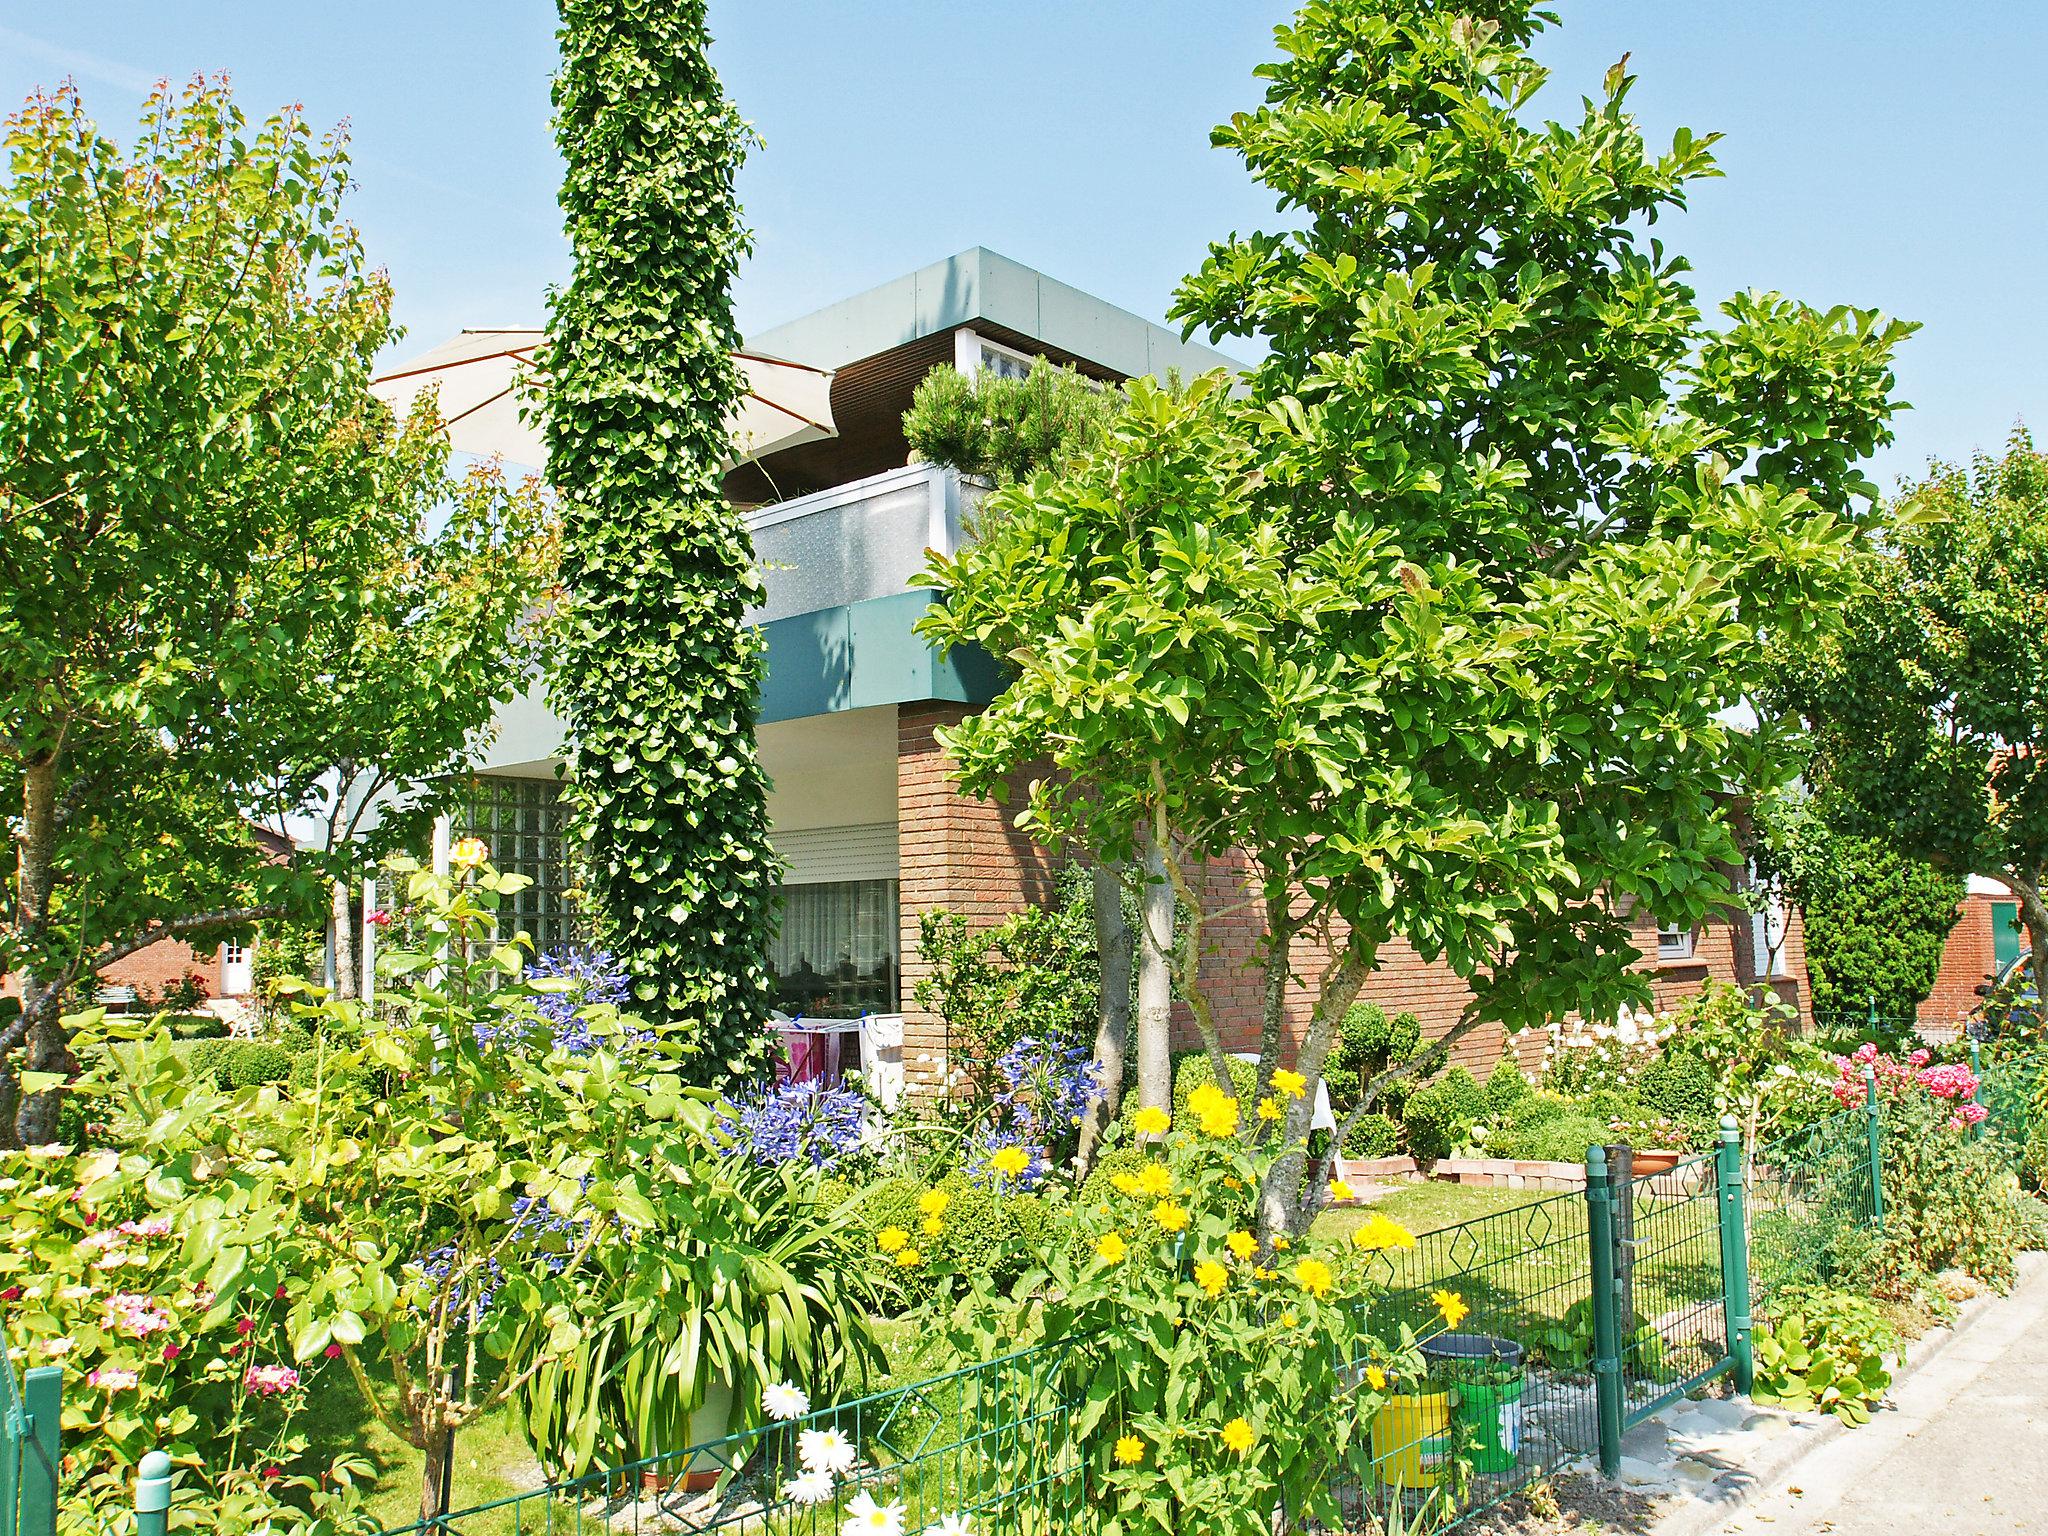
[4,1,2043,491]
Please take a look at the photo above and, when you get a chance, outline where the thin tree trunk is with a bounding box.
[418,1418,455,1527]
[13,754,76,1147]
[1260,942,1375,1239]
[2006,868,2048,1005]
[1135,831,1174,1115]
[330,878,358,1002]
[1076,861,1133,1176]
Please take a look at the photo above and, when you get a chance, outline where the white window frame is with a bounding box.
[1655,924,1696,962]
[951,326,1038,381]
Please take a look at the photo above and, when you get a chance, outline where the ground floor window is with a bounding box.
[772,879,898,1019]
[457,776,582,954]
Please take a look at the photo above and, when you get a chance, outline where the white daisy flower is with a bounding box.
[928,1516,973,1536]
[798,1426,858,1476]
[840,1491,905,1536]
[764,1381,810,1421]
[783,1468,835,1506]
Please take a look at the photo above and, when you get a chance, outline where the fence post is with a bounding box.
[1867,995,1878,1035]
[135,1451,172,1536]
[1585,1144,1627,1477]
[1863,1063,1886,1228]
[1714,1117,1755,1395]
[1969,1041,1987,1142]
[19,1369,59,1536]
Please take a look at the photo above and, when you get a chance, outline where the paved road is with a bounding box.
[1714,1257,2048,1535]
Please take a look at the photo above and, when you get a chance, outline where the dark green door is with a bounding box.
[1993,900,2023,976]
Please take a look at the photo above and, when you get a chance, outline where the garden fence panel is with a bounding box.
[1615,1153,1733,1427]
[1975,1050,2044,1178]
[1745,1106,1875,1307]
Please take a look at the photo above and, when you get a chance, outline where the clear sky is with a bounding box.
[5,1,2043,491]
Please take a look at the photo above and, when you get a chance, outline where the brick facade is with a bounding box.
[894,699,1808,1086]
[1921,890,2007,1028]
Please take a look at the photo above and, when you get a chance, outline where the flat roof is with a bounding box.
[748,246,1240,379]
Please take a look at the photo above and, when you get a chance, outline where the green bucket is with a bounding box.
[1421,1333,1525,1474]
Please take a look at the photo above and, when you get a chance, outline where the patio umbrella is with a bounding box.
[368,327,837,473]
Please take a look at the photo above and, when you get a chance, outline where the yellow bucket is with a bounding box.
[1370,1388,1458,1490]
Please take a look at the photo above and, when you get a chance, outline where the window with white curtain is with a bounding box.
[771,879,898,1018]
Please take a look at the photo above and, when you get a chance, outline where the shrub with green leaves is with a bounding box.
[832,1172,1050,1308]
[1402,1067,1485,1163]
[902,359,1115,486]
[1340,1113,1403,1159]
[1325,1002,1423,1115]
[1753,1287,1894,1424]
[1485,1058,1532,1113]
[1483,1112,1612,1164]
[225,1043,294,1090]
[1639,1050,1717,1123]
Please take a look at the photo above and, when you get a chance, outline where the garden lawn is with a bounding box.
[1313,1181,1549,1242]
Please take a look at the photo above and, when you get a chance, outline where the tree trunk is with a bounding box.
[1135,832,1174,1115]
[1260,943,1375,1239]
[2006,868,2048,1006]
[12,754,76,1147]
[330,878,358,1002]
[418,1420,455,1527]
[1076,861,1133,1175]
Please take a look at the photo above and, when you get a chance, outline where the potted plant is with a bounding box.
[1605,1115,1694,1175]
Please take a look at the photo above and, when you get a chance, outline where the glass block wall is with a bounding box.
[456,775,582,954]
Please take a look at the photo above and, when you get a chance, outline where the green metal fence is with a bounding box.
[1,1363,59,1536]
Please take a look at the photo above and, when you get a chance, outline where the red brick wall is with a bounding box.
[2,940,223,1006]
[896,703,1059,1090]
[1922,891,2003,1027]
[893,702,1809,1088]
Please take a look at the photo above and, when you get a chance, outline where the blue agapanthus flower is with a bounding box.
[476,948,646,1053]
[721,1079,868,1170]
[993,1035,1102,1140]
[414,1192,588,1318]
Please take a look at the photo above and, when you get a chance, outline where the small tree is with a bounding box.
[903,360,1117,486]
[1775,429,2048,991]
[545,0,779,1081]
[0,78,546,1145]
[923,0,1912,1233]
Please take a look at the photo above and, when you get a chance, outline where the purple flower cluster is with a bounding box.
[477,949,647,1054]
[993,1035,1101,1141]
[722,1080,868,1170]
[414,1192,589,1318]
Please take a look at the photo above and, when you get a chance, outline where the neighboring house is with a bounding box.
[443,246,1807,1097]
[1919,876,2026,1030]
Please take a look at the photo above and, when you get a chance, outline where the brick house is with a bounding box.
[1918,877,2026,1031]
[438,248,1808,1100]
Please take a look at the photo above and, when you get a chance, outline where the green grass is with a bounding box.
[1313,1181,1550,1244]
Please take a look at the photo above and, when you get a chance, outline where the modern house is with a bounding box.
[444,247,1809,1099]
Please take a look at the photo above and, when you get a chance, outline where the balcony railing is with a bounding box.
[746,462,981,625]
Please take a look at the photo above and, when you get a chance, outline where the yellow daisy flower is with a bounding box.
[1281,1310,1298,1328]
[1194,1260,1228,1299]
[877,1226,909,1254]
[922,1214,945,1238]
[1111,1171,1142,1197]
[1153,1200,1191,1234]
[1225,1229,1258,1261]
[1432,1288,1470,1329]
[894,1247,924,1269]
[1294,1257,1335,1299]
[1351,1214,1417,1252]
[988,1145,1032,1180]
[1096,1231,1129,1264]
[1327,1178,1355,1203]
[1272,1068,1308,1100]
[1365,1365,1388,1391]
[1113,1434,1145,1466]
[1257,1096,1283,1124]
[918,1188,951,1219]
[1221,1417,1256,1454]
[1135,1163,1174,1198]
[1133,1106,1171,1137]
[1273,1235,1291,1251]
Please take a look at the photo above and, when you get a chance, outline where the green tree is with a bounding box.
[544,0,777,1080]
[0,78,546,1146]
[922,0,1912,1232]
[1776,429,2048,992]
[903,359,1117,485]
[1751,790,1962,1023]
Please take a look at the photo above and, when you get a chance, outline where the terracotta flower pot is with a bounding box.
[1629,1148,1682,1176]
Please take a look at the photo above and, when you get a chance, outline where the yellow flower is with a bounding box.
[988,1145,1032,1181]
[1365,1364,1388,1391]
[877,1226,909,1254]
[1432,1289,1470,1329]
[1223,1176,1243,1191]
[1273,1235,1291,1251]
[1328,1178,1355,1202]
[1153,1201,1190,1234]
[1221,1417,1256,1454]
[1096,1231,1129,1264]
[1135,1163,1174,1198]
[1194,1260,1228,1299]
[1187,1081,1240,1137]
[1111,1171,1142,1197]
[450,836,489,869]
[918,1188,951,1219]
[1294,1257,1335,1299]
[922,1215,945,1238]
[1133,1106,1171,1137]
[895,1247,924,1269]
[1351,1214,1417,1252]
[1281,1310,1298,1329]
[1272,1068,1307,1100]
[1225,1229,1258,1261]
[1187,1082,1229,1116]
[1257,1096,1283,1124]
[1113,1434,1146,1466]
[1253,1266,1276,1281]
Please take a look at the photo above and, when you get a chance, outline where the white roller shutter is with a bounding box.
[774,823,898,886]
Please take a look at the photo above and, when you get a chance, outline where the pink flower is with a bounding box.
[1908,1049,1932,1067]
[323,1343,343,1359]
[104,1293,173,1338]
[118,1215,173,1240]
[243,1364,301,1397]
[236,1317,257,1336]
[366,909,392,928]
[162,1343,181,1362]
[0,1286,18,1302]
[1853,1042,1880,1064]
[261,1466,282,1482]
[88,1367,139,1392]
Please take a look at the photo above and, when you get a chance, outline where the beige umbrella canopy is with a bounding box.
[368,327,836,473]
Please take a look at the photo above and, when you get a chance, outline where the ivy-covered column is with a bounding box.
[544,0,777,1079]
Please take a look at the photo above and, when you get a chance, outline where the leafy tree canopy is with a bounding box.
[0,78,549,1143]
[922,0,1913,1231]
[1773,428,2048,988]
